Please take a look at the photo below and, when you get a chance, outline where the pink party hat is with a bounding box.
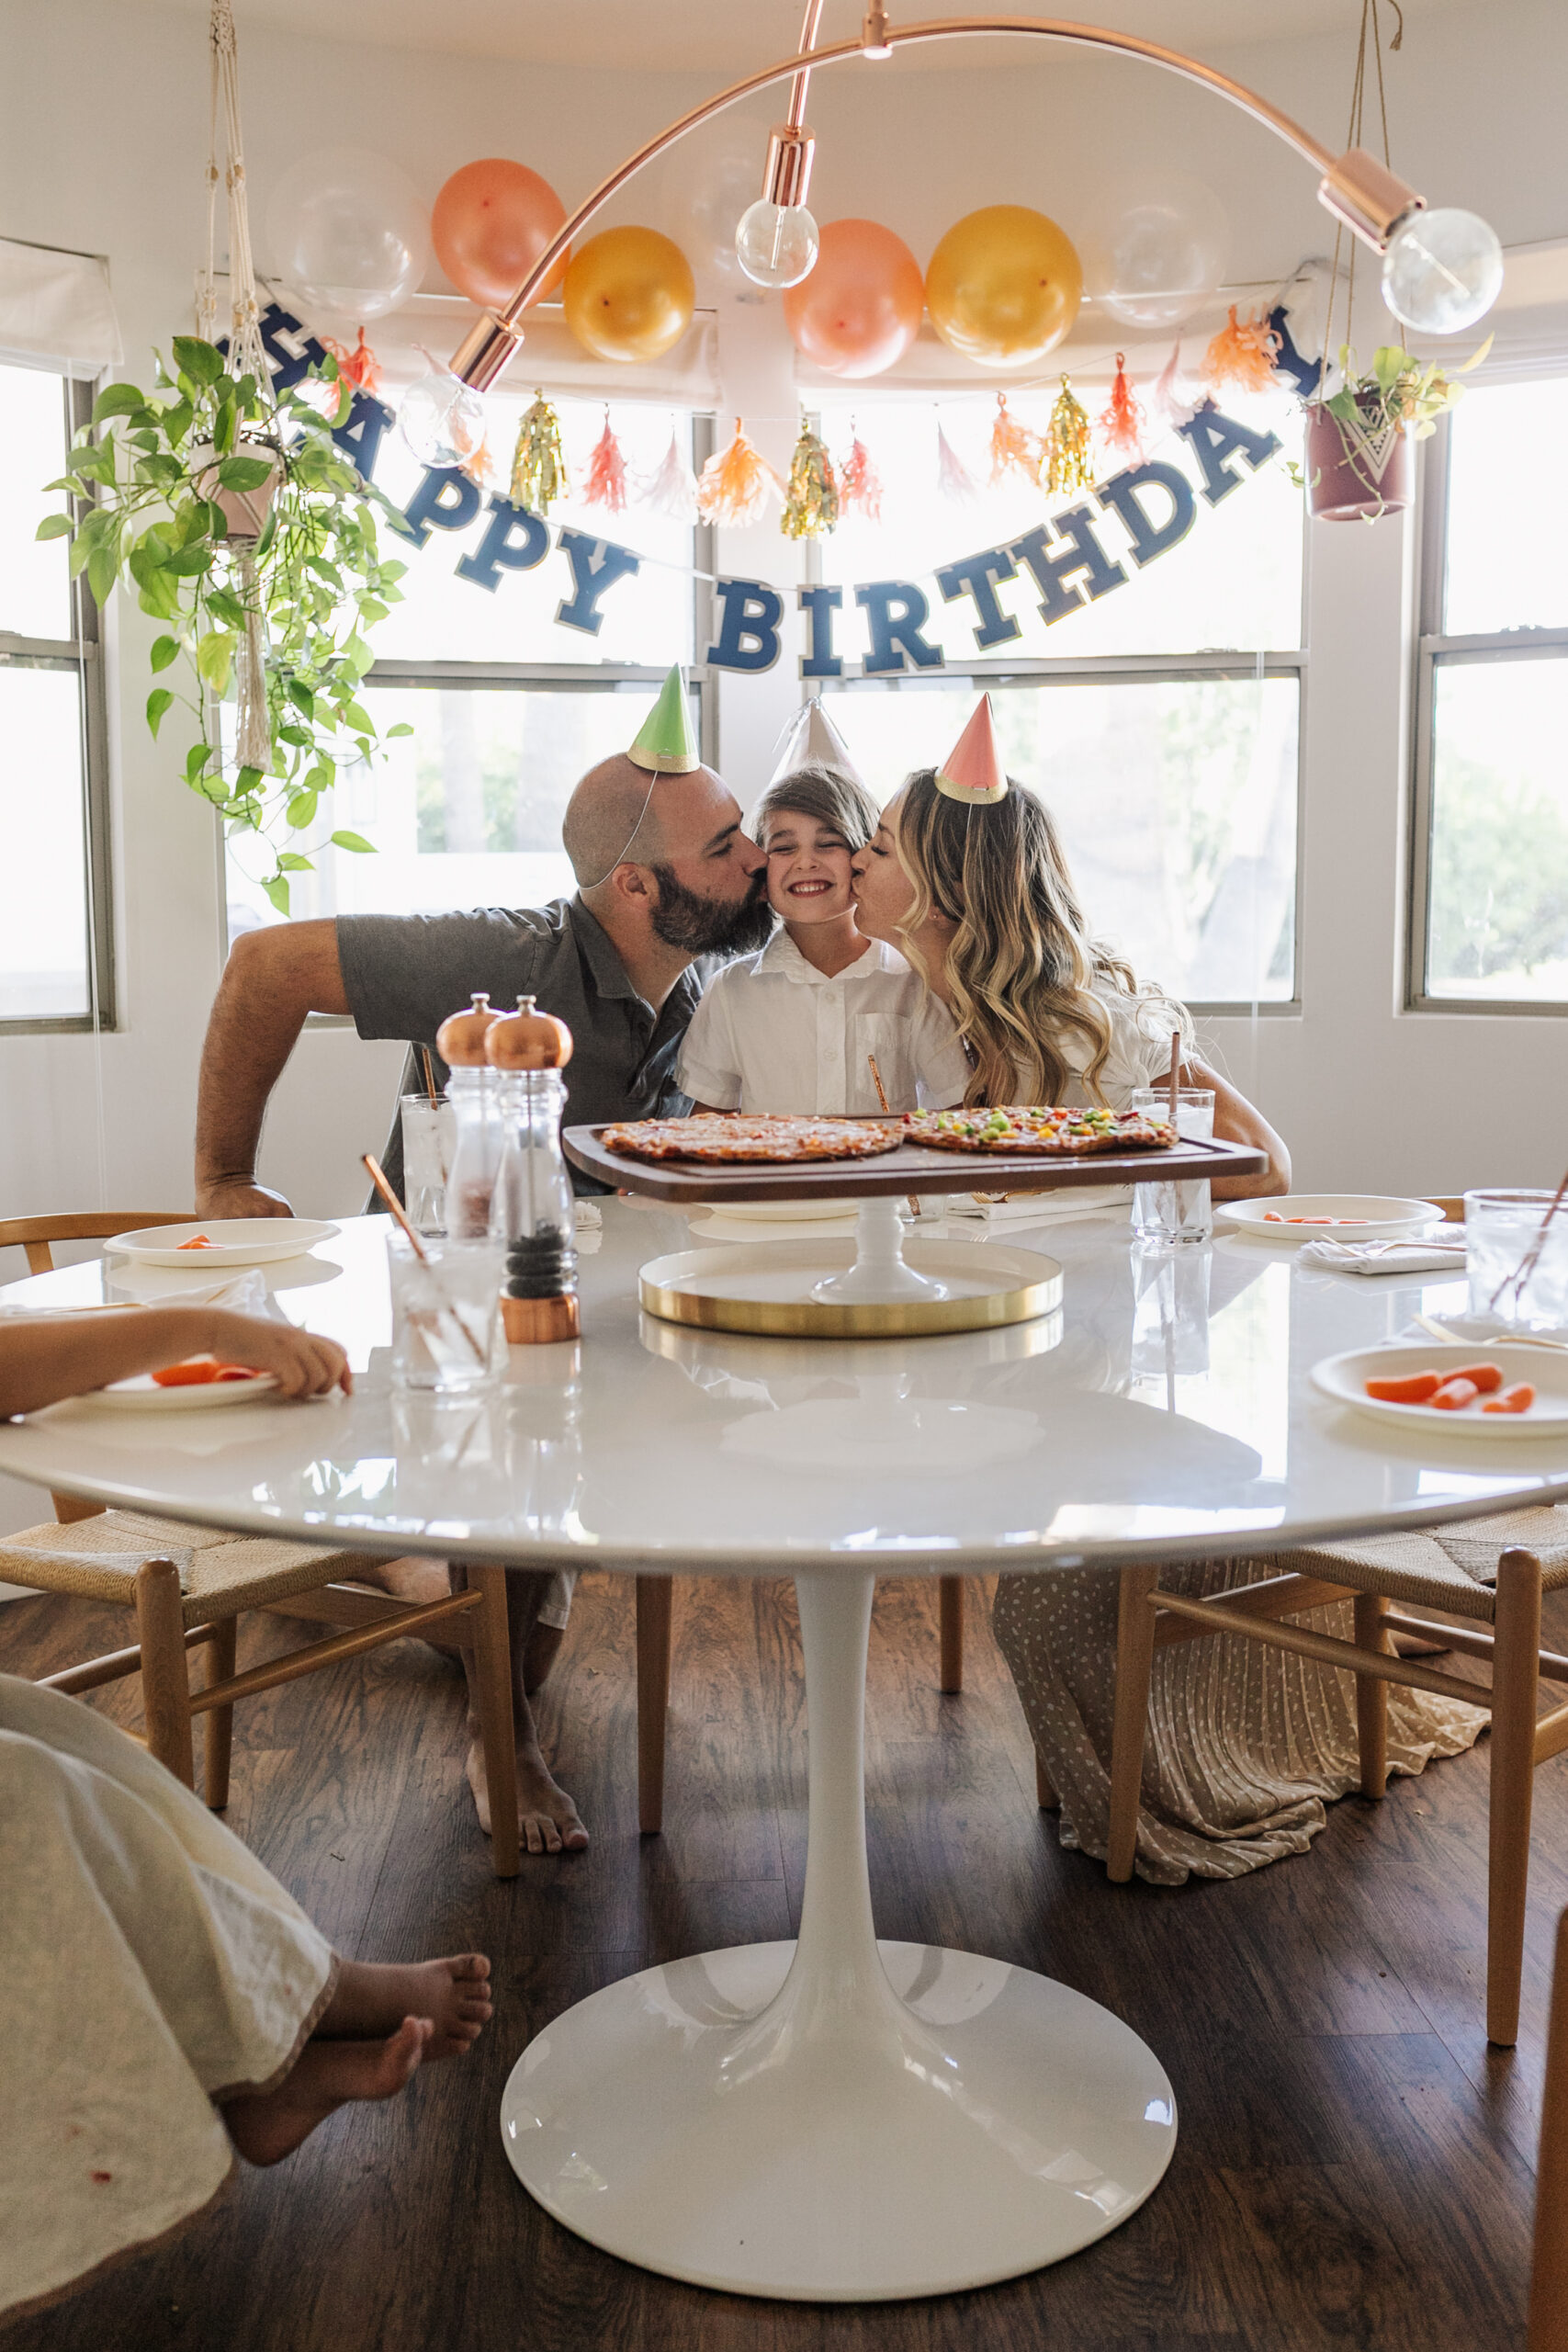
[935,695,1008,806]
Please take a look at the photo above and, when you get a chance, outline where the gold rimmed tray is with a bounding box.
[638,1239,1064,1340]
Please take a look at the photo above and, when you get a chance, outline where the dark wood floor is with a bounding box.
[6,1569,1559,2352]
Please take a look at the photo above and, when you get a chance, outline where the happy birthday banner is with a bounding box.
[258,303,1281,680]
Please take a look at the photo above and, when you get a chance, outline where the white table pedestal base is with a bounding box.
[501,1572,1175,2300]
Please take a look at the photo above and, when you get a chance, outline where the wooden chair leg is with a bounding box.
[1489,1545,1544,2048]
[135,1558,195,1788]
[468,1565,520,1878]
[1529,1908,1568,2351]
[203,1619,238,1810]
[1107,1566,1160,1883]
[1353,1591,1392,1799]
[637,1577,673,1837]
[939,1576,964,1693]
[1035,1751,1059,1811]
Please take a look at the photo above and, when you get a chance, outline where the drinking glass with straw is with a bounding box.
[364,1152,501,1391]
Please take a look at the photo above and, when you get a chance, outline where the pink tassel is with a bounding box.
[839,433,884,524]
[1098,353,1147,466]
[1149,339,1199,434]
[936,419,978,504]
[581,408,629,514]
[642,428,698,521]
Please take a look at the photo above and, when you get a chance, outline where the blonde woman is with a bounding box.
[850,724,1481,1885]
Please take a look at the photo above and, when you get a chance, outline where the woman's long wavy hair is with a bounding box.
[891,769,1191,1108]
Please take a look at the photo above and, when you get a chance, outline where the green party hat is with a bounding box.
[627,666,700,775]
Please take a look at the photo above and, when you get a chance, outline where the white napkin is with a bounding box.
[1301,1236,1467,1275]
[572,1201,603,1232]
[942,1184,1132,1227]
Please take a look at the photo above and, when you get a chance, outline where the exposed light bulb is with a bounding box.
[735,199,820,291]
[400,368,486,469]
[1382,207,1505,336]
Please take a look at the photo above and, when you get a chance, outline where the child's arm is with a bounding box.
[674,978,744,1113]
[0,1307,351,1419]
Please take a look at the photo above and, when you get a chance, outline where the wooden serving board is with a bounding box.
[564,1124,1268,1204]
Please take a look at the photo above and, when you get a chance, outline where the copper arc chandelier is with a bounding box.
[425,3,1503,413]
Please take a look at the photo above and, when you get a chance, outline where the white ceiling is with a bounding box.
[148,0,1464,74]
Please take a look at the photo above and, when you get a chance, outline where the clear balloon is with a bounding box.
[266,147,429,326]
[400,369,486,469]
[1382,207,1504,335]
[562,228,696,364]
[1083,175,1230,331]
[432,158,569,311]
[783,219,924,379]
[925,206,1081,368]
[736,200,820,291]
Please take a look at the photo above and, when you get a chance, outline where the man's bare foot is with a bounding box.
[320,1953,491,2060]
[466,1732,589,1855]
[223,2018,431,2165]
[353,1555,466,1656]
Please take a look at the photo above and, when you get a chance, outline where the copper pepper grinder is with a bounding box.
[486,997,580,1344]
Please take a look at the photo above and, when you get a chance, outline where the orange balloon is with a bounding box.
[563,228,695,365]
[783,219,924,379]
[925,205,1082,368]
[433,159,568,310]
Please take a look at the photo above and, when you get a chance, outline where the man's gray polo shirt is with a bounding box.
[338,895,704,1193]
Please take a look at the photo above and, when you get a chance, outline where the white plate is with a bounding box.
[107,1218,340,1268]
[90,1371,280,1411]
[1224,1194,1441,1246]
[1311,1341,1568,1440]
[690,1196,861,1225]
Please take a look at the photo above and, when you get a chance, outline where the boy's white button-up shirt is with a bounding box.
[675,931,971,1115]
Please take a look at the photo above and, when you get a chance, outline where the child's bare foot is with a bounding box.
[223,2018,431,2165]
[466,1732,589,1855]
[321,1953,491,2060]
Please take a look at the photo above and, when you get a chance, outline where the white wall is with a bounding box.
[1,0,1564,1278]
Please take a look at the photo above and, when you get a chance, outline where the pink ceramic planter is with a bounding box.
[1304,399,1412,521]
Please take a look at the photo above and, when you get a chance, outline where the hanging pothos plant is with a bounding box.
[38,334,412,913]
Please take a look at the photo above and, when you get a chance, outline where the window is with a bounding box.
[1411,376,1568,1007]
[224,394,707,937]
[815,389,1304,1010]
[0,360,112,1028]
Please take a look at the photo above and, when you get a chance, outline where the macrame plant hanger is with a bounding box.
[1320,0,1406,492]
[197,0,273,772]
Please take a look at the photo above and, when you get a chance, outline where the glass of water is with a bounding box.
[1465,1190,1568,1333]
[400,1093,455,1238]
[387,1230,503,1394]
[1130,1088,1216,1248]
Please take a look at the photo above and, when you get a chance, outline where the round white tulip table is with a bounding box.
[6,1206,1568,2301]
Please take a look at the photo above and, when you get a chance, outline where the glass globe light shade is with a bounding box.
[735,199,820,290]
[400,368,486,469]
[1382,208,1505,335]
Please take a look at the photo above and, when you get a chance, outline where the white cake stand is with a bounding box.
[500,1570,1177,2301]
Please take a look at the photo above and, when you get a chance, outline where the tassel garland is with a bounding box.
[510,390,568,514]
[321,327,383,398]
[1202,305,1281,395]
[1149,338,1199,434]
[581,408,629,514]
[781,424,840,539]
[989,392,1043,489]
[644,429,699,521]
[838,432,884,525]
[935,420,978,504]
[1043,376,1094,495]
[695,420,780,528]
[1098,354,1146,465]
[458,435,502,495]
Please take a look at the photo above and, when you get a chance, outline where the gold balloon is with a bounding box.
[563,227,695,364]
[925,205,1082,369]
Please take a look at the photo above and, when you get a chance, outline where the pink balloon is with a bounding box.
[433,158,568,310]
[784,219,924,379]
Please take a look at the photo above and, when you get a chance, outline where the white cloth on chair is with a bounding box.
[0,1677,334,2324]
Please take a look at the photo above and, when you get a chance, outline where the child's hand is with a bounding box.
[201,1310,352,1399]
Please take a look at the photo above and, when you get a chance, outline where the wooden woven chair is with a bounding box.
[1105,1514,1568,2045]
[0,1210,522,1875]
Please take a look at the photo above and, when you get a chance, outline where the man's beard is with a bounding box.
[649,865,774,959]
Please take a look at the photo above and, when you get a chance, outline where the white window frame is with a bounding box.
[1408,393,1568,1014]
[0,373,115,1034]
